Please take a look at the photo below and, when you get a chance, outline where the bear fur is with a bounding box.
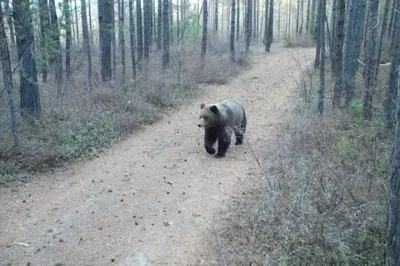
[197,99,247,158]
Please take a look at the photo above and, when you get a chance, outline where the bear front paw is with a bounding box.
[215,153,225,158]
[205,146,216,155]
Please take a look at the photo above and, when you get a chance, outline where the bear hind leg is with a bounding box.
[234,125,245,145]
[215,128,231,158]
[204,128,218,155]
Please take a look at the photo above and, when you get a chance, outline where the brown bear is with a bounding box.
[197,99,247,158]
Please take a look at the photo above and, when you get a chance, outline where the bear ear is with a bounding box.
[210,105,219,114]
[200,103,205,109]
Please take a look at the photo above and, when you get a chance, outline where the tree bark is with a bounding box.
[343,0,367,105]
[265,0,273,52]
[63,0,72,82]
[118,0,126,82]
[230,0,235,61]
[201,0,208,59]
[246,0,252,52]
[318,0,326,116]
[88,0,93,45]
[137,0,143,69]
[363,0,379,120]
[49,0,63,89]
[74,0,80,46]
[81,0,92,85]
[38,0,50,83]
[0,2,19,147]
[375,0,391,80]
[13,0,41,118]
[162,0,170,68]
[3,0,15,45]
[129,0,136,79]
[263,0,269,45]
[98,0,113,81]
[236,0,240,40]
[386,58,400,266]
[157,0,162,50]
[332,0,345,108]
[144,0,151,71]
[387,1,400,131]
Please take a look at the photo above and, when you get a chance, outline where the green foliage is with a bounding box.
[59,115,117,159]
[0,163,20,184]
[348,99,364,118]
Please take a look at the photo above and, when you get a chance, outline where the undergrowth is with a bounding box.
[207,56,389,265]
[0,39,249,183]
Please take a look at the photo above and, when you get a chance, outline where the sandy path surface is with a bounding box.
[0,45,315,266]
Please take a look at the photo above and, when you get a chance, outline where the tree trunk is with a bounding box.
[157,0,162,50]
[74,0,80,46]
[88,0,93,45]
[318,0,326,116]
[63,0,72,82]
[387,2,400,131]
[263,0,269,45]
[111,3,116,80]
[332,0,345,108]
[201,0,208,59]
[246,0,252,52]
[49,0,63,90]
[4,0,15,45]
[230,0,235,61]
[81,0,92,85]
[299,0,304,34]
[149,0,153,46]
[277,0,280,40]
[314,0,320,69]
[236,0,240,40]
[375,0,391,79]
[343,0,367,105]
[310,0,316,37]
[214,0,218,33]
[265,0,273,52]
[387,0,396,38]
[296,0,300,34]
[0,2,19,147]
[330,0,337,70]
[38,0,50,83]
[13,0,41,118]
[137,0,143,69]
[98,0,113,81]
[170,0,173,43]
[288,0,292,41]
[306,0,310,35]
[363,0,379,120]
[144,0,151,61]
[386,41,400,266]
[129,0,137,79]
[162,0,170,68]
[118,0,126,82]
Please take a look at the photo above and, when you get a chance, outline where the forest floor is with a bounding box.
[0,44,315,266]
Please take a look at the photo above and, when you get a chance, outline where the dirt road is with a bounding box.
[0,45,315,266]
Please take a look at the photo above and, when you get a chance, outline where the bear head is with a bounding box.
[197,103,220,128]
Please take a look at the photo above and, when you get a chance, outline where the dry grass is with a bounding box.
[205,60,389,266]
[0,39,249,183]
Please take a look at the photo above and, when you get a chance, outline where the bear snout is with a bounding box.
[197,124,202,128]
